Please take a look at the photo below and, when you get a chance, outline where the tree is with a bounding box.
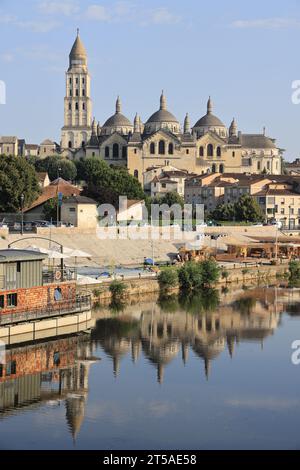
[234,194,264,222]
[109,280,128,301]
[78,158,145,205]
[178,259,220,291]
[34,155,77,181]
[0,155,40,212]
[154,192,184,208]
[210,202,235,222]
[158,268,178,292]
[43,198,57,221]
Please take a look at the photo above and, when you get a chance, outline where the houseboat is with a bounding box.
[0,249,92,340]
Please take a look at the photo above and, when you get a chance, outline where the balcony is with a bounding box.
[0,294,91,326]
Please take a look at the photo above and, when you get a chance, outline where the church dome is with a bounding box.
[144,91,180,134]
[193,97,228,139]
[101,97,133,135]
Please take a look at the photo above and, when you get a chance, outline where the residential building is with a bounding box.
[61,195,98,229]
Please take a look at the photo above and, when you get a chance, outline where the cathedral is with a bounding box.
[61,32,283,184]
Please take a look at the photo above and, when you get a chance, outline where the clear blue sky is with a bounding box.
[0,0,300,160]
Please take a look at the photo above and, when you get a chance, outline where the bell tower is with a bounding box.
[61,30,92,151]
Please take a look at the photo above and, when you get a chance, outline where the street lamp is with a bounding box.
[20,193,24,235]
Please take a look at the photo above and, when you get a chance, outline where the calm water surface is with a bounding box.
[0,286,300,450]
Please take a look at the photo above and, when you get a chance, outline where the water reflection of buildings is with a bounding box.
[92,287,299,383]
[0,333,98,440]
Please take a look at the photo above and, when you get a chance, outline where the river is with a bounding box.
[0,285,299,450]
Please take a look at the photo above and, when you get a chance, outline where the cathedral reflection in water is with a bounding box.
[0,286,299,440]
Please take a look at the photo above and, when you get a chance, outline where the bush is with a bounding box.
[178,259,220,291]
[109,280,127,301]
[158,268,178,291]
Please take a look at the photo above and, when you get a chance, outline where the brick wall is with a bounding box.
[0,281,76,315]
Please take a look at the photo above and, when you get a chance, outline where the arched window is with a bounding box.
[216,146,221,157]
[212,164,216,173]
[113,143,119,159]
[168,143,174,155]
[82,103,85,110]
[150,143,155,154]
[82,141,85,148]
[158,140,165,155]
[219,164,224,173]
[122,146,127,159]
[199,146,204,157]
[75,102,79,111]
[105,146,110,158]
[68,103,71,111]
[134,170,139,179]
[207,144,214,157]
[68,141,72,149]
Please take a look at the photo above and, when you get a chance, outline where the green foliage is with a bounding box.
[289,260,300,280]
[158,268,178,291]
[0,155,40,212]
[221,270,229,280]
[77,158,145,205]
[210,194,264,223]
[178,259,220,291]
[152,192,184,208]
[234,194,264,223]
[43,198,57,221]
[33,155,77,181]
[210,202,235,222]
[109,280,128,301]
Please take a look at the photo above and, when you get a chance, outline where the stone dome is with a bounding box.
[101,97,133,136]
[193,97,228,139]
[144,91,180,134]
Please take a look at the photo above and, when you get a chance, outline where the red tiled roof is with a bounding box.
[24,178,81,212]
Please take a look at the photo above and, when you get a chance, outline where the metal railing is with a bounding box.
[0,294,91,326]
[42,268,77,284]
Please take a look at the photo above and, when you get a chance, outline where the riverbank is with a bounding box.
[79,262,289,304]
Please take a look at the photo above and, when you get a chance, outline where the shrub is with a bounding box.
[158,268,178,291]
[178,259,220,291]
[109,280,127,301]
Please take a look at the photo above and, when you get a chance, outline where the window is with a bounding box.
[150,143,155,154]
[212,164,216,173]
[11,361,16,375]
[0,295,4,309]
[7,293,17,308]
[168,143,174,155]
[158,140,165,155]
[75,102,79,111]
[122,146,127,159]
[69,103,72,111]
[76,89,79,97]
[199,146,204,157]
[68,141,72,149]
[207,144,213,157]
[0,364,3,378]
[17,262,21,273]
[113,144,119,159]
[162,183,166,188]
[53,352,60,367]
[216,146,221,157]
[134,149,137,154]
[69,78,72,85]
[219,164,224,173]
[83,103,85,110]
[54,288,62,302]
[82,89,85,97]
[76,78,79,84]
[105,146,110,158]
[186,149,189,154]
[82,78,85,85]
[134,170,139,179]
[232,151,235,157]
[257,162,261,171]
[69,207,76,213]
